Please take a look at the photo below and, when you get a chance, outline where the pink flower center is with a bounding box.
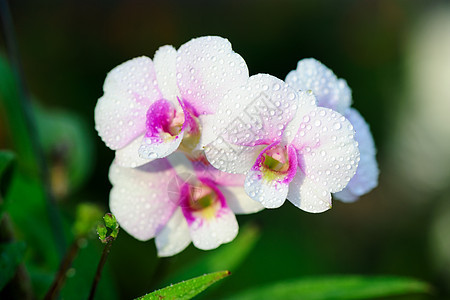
[188,185,218,211]
[145,99,201,148]
[263,146,290,172]
[180,177,228,225]
[180,181,223,223]
[167,110,185,136]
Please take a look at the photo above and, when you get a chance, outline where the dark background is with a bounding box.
[1,0,450,299]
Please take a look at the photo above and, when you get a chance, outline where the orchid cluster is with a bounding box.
[94,36,378,256]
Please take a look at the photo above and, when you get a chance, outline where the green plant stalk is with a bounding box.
[0,0,66,257]
[43,238,83,300]
[88,237,114,300]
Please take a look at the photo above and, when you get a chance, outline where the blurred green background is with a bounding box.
[1,0,450,299]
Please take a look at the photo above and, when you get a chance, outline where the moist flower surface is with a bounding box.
[285,59,379,201]
[109,153,263,256]
[95,36,249,168]
[203,74,360,212]
[95,36,378,256]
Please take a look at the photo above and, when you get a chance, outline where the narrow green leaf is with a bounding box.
[0,241,26,290]
[0,151,16,218]
[136,270,230,300]
[0,55,36,171]
[165,223,260,285]
[227,275,432,300]
[0,151,15,195]
[0,151,15,179]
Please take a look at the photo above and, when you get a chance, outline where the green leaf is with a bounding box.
[0,151,16,218]
[227,275,433,300]
[0,241,26,290]
[0,151,15,196]
[1,53,63,278]
[136,270,230,300]
[0,55,36,171]
[0,151,15,180]
[165,223,260,285]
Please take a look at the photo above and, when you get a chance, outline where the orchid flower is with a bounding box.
[203,74,360,213]
[95,36,249,168]
[285,59,379,202]
[108,153,263,257]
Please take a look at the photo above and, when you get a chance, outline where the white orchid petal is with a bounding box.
[139,132,184,160]
[176,36,249,115]
[114,134,151,168]
[204,74,303,174]
[287,171,332,213]
[292,107,360,194]
[109,160,177,241]
[218,185,265,214]
[154,45,180,103]
[95,56,162,149]
[155,209,191,257]
[334,108,378,202]
[189,206,239,251]
[244,169,288,209]
[286,58,351,114]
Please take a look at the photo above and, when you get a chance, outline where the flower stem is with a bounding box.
[0,0,66,257]
[88,237,114,300]
[43,238,83,300]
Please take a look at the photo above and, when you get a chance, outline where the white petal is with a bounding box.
[204,74,303,174]
[218,185,265,214]
[95,56,162,149]
[193,159,247,187]
[109,160,177,241]
[138,131,184,160]
[196,114,218,150]
[176,36,249,115]
[166,152,196,175]
[287,171,332,213]
[189,207,239,250]
[291,107,360,193]
[153,45,180,103]
[209,74,303,147]
[155,209,191,257]
[205,141,264,174]
[114,135,151,168]
[334,108,378,202]
[286,58,351,114]
[283,90,318,144]
[244,169,288,209]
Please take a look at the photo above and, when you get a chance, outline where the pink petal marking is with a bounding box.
[251,141,298,184]
[179,178,227,226]
[145,99,180,142]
